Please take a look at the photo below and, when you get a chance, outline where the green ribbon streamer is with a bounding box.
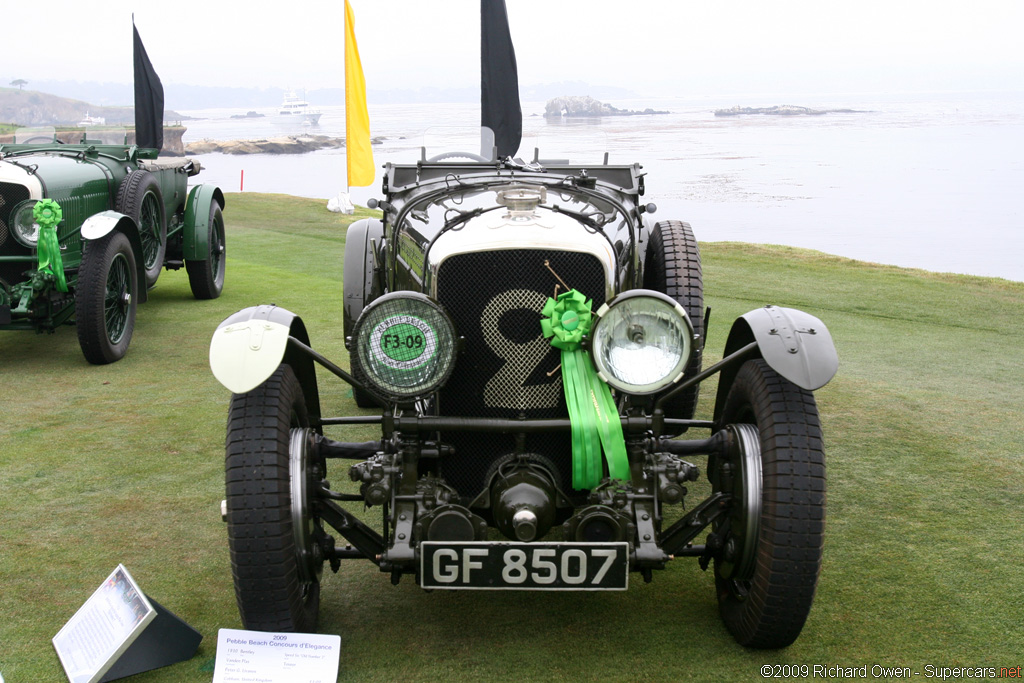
[34,199,67,293]
[541,289,629,489]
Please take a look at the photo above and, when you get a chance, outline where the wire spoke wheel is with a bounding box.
[115,171,166,287]
[103,252,132,344]
[185,202,226,299]
[138,191,163,271]
[711,358,825,649]
[76,231,137,364]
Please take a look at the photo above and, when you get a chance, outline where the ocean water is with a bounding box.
[180,90,1024,282]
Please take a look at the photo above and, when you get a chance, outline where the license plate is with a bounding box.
[420,541,629,590]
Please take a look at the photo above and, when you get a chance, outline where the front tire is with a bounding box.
[75,232,138,364]
[185,202,226,299]
[225,364,323,632]
[116,170,166,287]
[644,220,703,430]
[712,359,825,648]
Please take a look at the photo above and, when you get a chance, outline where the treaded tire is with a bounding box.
[185,202,226,299]
[115,170,166,287]
[643,220,703,429]
[75,231,138,365]
[714,359,825,649]
[342,222,383,409]
[226,364,320,632]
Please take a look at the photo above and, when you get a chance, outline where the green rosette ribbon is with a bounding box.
[34,199,67,292]
[540,289,629,489]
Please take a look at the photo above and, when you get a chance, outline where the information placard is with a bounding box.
[52,565,156,683]
[213,628,341,683]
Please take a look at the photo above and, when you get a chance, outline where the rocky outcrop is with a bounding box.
[183,135,384,155]
[714,105,861,117]
[544,95,668,118]
[184,135,344,155]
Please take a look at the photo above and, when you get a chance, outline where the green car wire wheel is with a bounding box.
[75,231,138,365]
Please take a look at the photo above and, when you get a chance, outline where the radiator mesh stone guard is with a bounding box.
[435,249,607,499]
[0,182,31,285]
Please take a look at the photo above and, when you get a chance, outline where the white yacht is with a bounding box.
[77,113,106,126]
[278,91,321,125]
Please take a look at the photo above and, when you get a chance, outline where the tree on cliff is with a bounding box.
[10,79,27,91]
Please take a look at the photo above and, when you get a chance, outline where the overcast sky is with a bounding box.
[5,0,1023,97]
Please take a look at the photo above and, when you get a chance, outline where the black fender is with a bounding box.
[80,210,149,303]
[209,304,322,429]
[183,184,226,260]
[713,305,838,424]
[343,218,384,341]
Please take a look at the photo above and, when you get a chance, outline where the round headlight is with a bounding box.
[590,290,694,395]
[351,292,458,402]
[11,201,41,245]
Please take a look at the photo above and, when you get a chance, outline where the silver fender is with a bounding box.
[713,305,838,421]
[80,210,148,304]
[209,305,322,425]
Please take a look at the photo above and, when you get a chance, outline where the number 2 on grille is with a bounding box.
[480,289,561,410]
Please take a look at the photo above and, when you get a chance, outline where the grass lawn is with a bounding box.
[1,193,1022,681]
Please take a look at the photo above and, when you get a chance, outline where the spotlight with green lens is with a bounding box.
[590,290,694,395]
[351,292,458,402]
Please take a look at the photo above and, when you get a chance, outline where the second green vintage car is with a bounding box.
[0,127,225,363]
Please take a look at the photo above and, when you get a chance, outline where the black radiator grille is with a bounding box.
[0,181,32,285]
[435,249,606,499]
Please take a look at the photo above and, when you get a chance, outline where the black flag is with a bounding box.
[133,22,164,151]
[480,0,522,158]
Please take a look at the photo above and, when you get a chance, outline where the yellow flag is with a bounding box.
[345,0,374,187]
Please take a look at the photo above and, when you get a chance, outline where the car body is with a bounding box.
[210,143,838,649]
[0,127,225,363]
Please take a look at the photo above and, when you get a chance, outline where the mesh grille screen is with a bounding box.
[436,249,606,499]
[0,182,31,285]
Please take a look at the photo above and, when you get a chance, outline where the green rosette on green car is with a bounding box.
[34,199,68,293]
[540,289,629,489]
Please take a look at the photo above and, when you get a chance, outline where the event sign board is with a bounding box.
[213,628,341,683]
[52,565,201,683]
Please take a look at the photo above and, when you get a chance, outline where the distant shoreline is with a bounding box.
[714,105,866,117]
[184,134,384,155]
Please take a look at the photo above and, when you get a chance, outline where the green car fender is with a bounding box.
[209,304,322,428]
[183,184,226,260]
[80,211,149,304]
[713,305,838,424]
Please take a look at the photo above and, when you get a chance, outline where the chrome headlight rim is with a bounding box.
[351,291,458,402]
[11,199,41,246]
[590,289,694,396]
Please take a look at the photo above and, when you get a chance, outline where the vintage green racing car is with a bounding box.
[0,126,225,363]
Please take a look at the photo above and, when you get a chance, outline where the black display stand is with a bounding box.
[97,596,202,682]
[53,565,203,683]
